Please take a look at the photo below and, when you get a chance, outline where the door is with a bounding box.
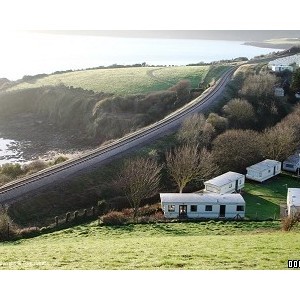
[235,180,239,192]
[179,205,187,218]
[219,205,226,218]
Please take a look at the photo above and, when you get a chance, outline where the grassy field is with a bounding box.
[243,173,300,220]
[0,220,299,270]
[9,66,212,95]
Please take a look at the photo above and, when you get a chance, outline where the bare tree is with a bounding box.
[212,129,262,173]
[261,122,297,161]
[223,98,255,129]
[116,157,162,221]
[177,113,215,146]
[165,144,219,193]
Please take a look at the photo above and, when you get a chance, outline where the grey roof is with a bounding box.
[246,159,281,172]
[284,153,300,165]
[204,171,244,187]
[160,193,245,204]
[287,188,300,206]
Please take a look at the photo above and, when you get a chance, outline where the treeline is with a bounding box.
[0,80,193,145]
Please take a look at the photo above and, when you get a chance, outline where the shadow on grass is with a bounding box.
[244,192,280,220]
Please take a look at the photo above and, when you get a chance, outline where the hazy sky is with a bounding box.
[38,30,300,41]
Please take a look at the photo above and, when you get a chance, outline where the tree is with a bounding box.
[116,157,162,221]
[177,113,215,147]
[291,68,300,92]
[223,98,255,129]
[206,112,228,134]
[212,129,262,173]
[165,144,219,193]
[261,120,297,161]
[169,80,191,104]
[240,73,277,99]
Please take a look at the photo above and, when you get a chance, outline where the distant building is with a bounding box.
[287,188,300,216]
[271,65,293,73]
[246,159,281,182]
[274,87,285,97]
[160,193,245,219]
[283,153,300,173]
[204,171,245,194]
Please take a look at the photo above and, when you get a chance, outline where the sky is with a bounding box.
[1,0,300,299]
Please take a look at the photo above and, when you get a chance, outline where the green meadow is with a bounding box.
[0,220,299,270]
[9,66,212,95]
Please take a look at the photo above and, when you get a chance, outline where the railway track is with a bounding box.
[0,65,237,203]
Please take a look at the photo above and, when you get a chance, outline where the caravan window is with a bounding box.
[237,205,244,211]
[205,205,212,211]
[168,205,175,212]
[285,163,294,168]
[191,205,197,212]
[229,183,233,188]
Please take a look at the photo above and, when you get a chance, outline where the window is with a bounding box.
[237,205,244,212]
[259,172,262,177]
[229,183,233,188]
[286,163,294,168]
[168,205,175,212]
[205,205,212,211]
[191,205,197,212]
[268,169,271,173]
[239,179,242,184]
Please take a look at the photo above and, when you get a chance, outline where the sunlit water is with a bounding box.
[0,31,281,80]
[0,138,25,165]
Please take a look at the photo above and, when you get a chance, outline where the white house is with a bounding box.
[160,192,245,219]
[204,171,245,194]
[271,65,293,73]
[246,159,281,182]
[287,188,300,216]
[283,153,300,173]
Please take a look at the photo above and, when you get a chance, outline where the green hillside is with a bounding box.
[9,66,211,95]
[0,221,298,270]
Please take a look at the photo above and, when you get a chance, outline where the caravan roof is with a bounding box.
[204,171,244,187]
[247,159,280,172]
[160,193,245,204]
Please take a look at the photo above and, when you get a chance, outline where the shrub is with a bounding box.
[0,206,17,241]
[53,156,68,165]
[0,163,24,179]
[100,211,130,225]
[23,160,48,175]
[281,214,299,231]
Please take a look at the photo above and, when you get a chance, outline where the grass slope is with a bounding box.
[243,173,300,220]
[9,66,211,95]
[0,221,298,270]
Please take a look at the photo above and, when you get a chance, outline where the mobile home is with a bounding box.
[204,171,245,194]
[246,159,281,182]
[283,153,300,173]
[287,188,300,217]
[160,193,245,219]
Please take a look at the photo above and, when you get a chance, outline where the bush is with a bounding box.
[0,163,24,179]
[100,211,130,225]
[53,156,68,165]
[281,214,299,231]
[0,206,17,241]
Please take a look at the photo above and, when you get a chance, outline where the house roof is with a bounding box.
[246,159,280,172]
[160,193,245,204]
[287,188,300,206]
[204,171,244,187]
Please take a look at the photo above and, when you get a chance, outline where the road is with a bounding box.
[0,66,236,203]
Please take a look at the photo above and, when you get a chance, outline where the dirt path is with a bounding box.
[146,68,175,86]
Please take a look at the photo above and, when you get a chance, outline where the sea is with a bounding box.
[0,31,281,164]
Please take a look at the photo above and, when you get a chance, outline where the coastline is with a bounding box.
[243,41,299,50]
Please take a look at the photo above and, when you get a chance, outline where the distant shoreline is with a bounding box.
[243,41,297,50]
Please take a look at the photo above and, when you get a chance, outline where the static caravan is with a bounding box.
[246,159,281,182]
[283,153,300,173]
[287,188,300,216]
[204,171,245,194]
[160,193,245,219]
[271,65,293,73]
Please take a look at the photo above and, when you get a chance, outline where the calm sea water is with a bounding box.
[0,31,281,80]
